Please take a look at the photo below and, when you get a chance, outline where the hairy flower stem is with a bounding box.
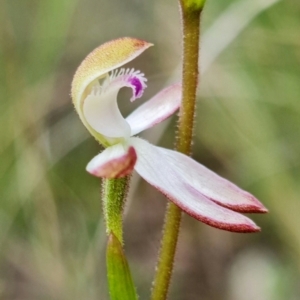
[103,177,138,300]
[102,176,131,244]
[151,3,203,300]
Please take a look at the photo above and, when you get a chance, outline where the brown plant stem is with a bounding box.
[150,2,203,300]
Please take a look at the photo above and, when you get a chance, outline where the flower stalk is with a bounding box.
[102,176,131,244]
[151,2,204,300]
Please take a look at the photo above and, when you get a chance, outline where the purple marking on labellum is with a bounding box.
[130,76,143,97]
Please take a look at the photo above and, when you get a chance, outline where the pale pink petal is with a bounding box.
[168,151,267,213]
[86,144,137,178]
[130,137,264,232]
[126,83,181,136]
[132,138,266,213]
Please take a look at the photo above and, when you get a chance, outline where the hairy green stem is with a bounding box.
[176,6,202,155]
[102,176,131,244]
[150,2,203,300]
[103,176,138,299]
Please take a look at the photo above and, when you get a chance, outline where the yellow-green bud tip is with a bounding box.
[180,0,206,11]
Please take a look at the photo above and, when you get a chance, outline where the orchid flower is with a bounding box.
[71,37,267,233]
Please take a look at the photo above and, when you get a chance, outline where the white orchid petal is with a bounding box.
[130,138,263,232]
[87,144,137,178]
[83,86,131,139]
[126,83,182,136]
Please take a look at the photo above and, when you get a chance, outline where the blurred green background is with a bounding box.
[1,0,300,299]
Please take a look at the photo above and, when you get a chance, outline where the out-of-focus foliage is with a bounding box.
[0,0,299,299]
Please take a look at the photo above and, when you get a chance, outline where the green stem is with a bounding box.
[102,176,131,244]
[151,2,203,300]
[176,5,202,155]
[103,176,139,299]
[150,203,182,300]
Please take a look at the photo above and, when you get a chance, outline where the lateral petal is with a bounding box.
[130,138,264,232]
[86,144,137,178]
[132,138,266,213]
[126,83,181,136]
